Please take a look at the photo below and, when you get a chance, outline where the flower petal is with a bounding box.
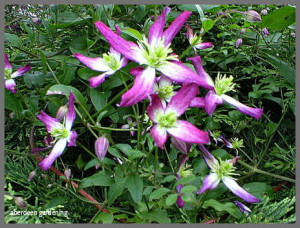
[94,21,144,63]
[148,7,169,45]
[222,95,263,120]
[234,201,251,216]
[223,177,261,203]
[165,83,199,117]
[4,54,12,72]
[158,74,173,87]
[89,73,111,88]
[39,139,67,171]
[65,92,76,131]
[167,120,210,145]
[163,10,192,46]
[11,64,31,78]
[171,137,191,154]
[146,94,165,122]
[150,124,168,149]
[190,97,206,108]
[186,56,214,87]
[67,131,77,147]
[204,91,223,115]
[5,79,17,93]
[194,42,214,50]
[158,61,214,89]
[197,173,220,194]
[37,110,63,133]
[74,53,111,72]
[119,67,156,107]
[185,25,194,43]
[198,145,218,169]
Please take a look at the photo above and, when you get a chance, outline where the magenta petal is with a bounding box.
[150,124,168,149]
[4,54,12,72]
[67,131,77,147]
[223,177,261,203]
[194,42,214,50]
[119,67,156,107]
[204,91,223,115]
[11,64,31,78]
[185,25,194,42]
[5,79,17,93]
[146,94,165,122]
[89,73,109,88]
[163,10,192,46]
[39,139,67,171]
[130,66,144,76]
[165,83,199,117]
[176,195,185,208]
[186,56,214,87]
[158,61,214,89]
[74,53,110,72]
[94,21,143,63]
[167,120,210,145]
[171,138,191,154]
[148,7,169,45]
[190,97,206,108]
[197,173,220,194]
[65,92,76,131]
[222,95,263,120]
[37,110,63,133]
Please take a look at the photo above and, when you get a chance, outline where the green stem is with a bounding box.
[92,125,138,132]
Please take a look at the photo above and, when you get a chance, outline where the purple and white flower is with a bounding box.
[94,136,109,169]
[4,54,31,93]
[198,145,261,203]
[186,25,213,51]
[188,57,263,120]
[236,38,243,48]
[152,75,175,108]
[94,7,214,107]
[147,83,210,149]
[37,92,77,171]
[74,25,128,88]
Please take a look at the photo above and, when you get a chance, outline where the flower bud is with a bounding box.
[14,196,27,209]
[150,15,155,22]
[263,28,269,36]
[95,136,109,161]
[55,104,68,121]
[234,201,251,216]
[240,28,246,34]
[28,170,36,182]
[236,38,243,48]
[171,138,191,154]
[261,9,268,16]
[64,168,71,180]
[176,195,185,208]
[31,17,42,25]
[243,10,262,22]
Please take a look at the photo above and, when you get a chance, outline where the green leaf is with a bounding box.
[149,188,170,201]
[46,196,67,209]
[139,210,171,224]
[5,33,22,47]
[90,89,111,111]
[93,212,114,224]
[202,18,214,31]
[115,144,132,157]
[76,154,85,170]
[202,199,243,219]
[228,110,246,121]
[70,36,87,51]
[127,149,145,160]
[242,182,274,200]
[79,171,113,190]
[123,28,143,40]
[5,90,23,118]
[108,180,125,206]
[39,51,48,75]
[165,194,178,206]
[57,11,79,23]
[133,5,148,23]
[24,72,45,88]
[175,175,195,186]
[181,185,197,194]
[77,68,99,81]
[262,6,296,31]
[125,174,143,203]
[195,5,204,19]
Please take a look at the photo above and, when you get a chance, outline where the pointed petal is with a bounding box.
[185,25,194,43]
[37,110,63,133]
[234,201,251,216]
[165,83,199,117]
[130,131,135,137]
[146,94,164,122]
[11,64,31,78]
[65,92,76,131]
[190,97,206,108]
[223,177,261,203]
[148,7,169,45]
[74,53,111,72]
[67,131,77,147]
[150,124,168,149]
[167,120,210,145]
[39,139,67,171]
[158,74,173,88]
[171,137,190,154]
[204,91,223,115]
[120,57,129,68]
[95,21,144,63]
[163,10,192,46]
[197,173,220,194]
[186,56,214,87]
[89,73,111,88]
[4,54,12,72]
[119,67,156,107]
[198,145,218,169]
[219,135,233,148]
[158,61,214,89]
[222,95,263,120]
[194,42,214,50]
[5,79,17,93]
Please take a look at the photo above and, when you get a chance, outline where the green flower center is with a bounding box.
[232,138,244,149]
[51,127,69,139]
[157,112,177,128]
[211,158,237,180]
[157,85,174,100]
[214,73,236,96]
[190,33,201,46]
[5,68,12,79]
[103,53,120,71]
[137,36,178,68]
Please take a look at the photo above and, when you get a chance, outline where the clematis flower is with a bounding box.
[198,145,261,203]
[37,92,77,171]
[186,25,213,50]
[147,83,210,149]
[261,9,268,16]
[263,28,269,36]
[208,130,233,148]
[153,75,175,108]
[4,54,31,93]
[121,117,137,137]
[188,56,263,120]
[234,201,252,216]
[95,136,109,161]
[175,154,190,208]
[95,7,214,107]
[74,25,128,88]
[236,38,243,48]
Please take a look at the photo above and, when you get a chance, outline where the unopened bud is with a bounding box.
[64,168,71,180]
[263,28,269,36]
[243,10,262,22]
[236,38,243,48]
[56,105,68,121]
[95,136,109,161]
[176,195,185,208]
[240,28,246,34]
[14,196,27,209]
[31,17,42,25]
[28,170,36,182]
[261,9,268,16]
